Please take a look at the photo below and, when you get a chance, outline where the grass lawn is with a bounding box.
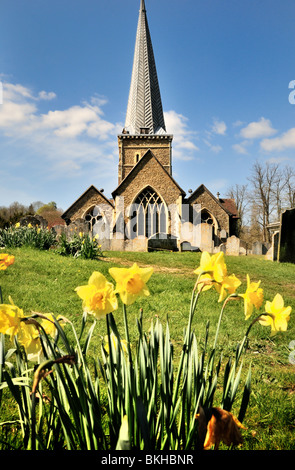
[1,246,295,450]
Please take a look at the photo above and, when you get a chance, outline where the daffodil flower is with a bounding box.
[259,293,292,336]
[196,407,246,450]
[239,274,264,320]
[103,331,128,355]
[0,253,15,271]
[194,252,241,302]
[109,263,153,305]
[75,272,118,319]
[0,301,24,339]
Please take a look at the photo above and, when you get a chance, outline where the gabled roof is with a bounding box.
[62,185,113,220]
[124,0,166,135]
[112,149,186,198]
[187,184,239,218]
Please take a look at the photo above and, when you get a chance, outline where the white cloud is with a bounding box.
[164,110,199,160]
[0,80,121,182]
[260,128,295,152]
[211,119,227,136]
[240,117,277,139]
[38,90,57,101]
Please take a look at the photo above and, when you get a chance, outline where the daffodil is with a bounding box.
[239,274,264,320]
[104,331,128,355]
[75,272,118,319]
[259,293,292,336]
[194,252,241,302]
[0,302,24,339]
[109,263,153,305]
[17,322,43,361]
[196,407,246,450]
[0,253,15,271]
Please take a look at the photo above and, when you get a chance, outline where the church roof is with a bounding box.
[124,0,166,136]
[62,185,113,221]
[187,184,239,218]
[112,148,186,198]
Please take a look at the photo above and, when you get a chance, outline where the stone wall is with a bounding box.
[118,135,172,183]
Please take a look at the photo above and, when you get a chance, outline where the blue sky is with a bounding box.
[0,0,295,211]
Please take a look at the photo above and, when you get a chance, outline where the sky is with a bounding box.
[0,0,295,212]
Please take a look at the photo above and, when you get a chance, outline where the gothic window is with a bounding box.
[201,210,214,225]
[84,206,102,229]
[131,187,167,238]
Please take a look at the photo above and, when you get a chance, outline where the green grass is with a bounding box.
[1,247,295,450]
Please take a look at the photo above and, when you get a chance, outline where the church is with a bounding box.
[62,0,239,252]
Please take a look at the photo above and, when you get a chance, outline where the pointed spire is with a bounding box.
[140,0,146,12]
[124,0,166,135]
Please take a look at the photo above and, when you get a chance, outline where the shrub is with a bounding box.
[0,224,56,250]
[56,232,103,260]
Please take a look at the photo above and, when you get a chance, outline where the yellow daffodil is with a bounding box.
[15,222,20,228]
[0,302,24,339]
[27,223,33,228]
[194,252,241,302]
[0,253,15,271]
[239,274,264,320]
[196,407,246,450]
[75,272,118,319]
[17,322,43,361]
[259,293,292,336]
[104,331,128,355]
[109,263,153,305]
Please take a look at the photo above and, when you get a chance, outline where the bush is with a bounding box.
[56,232,103,260]
[0,224,56,250]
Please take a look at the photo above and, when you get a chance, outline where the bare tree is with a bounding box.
[283,165,295,208]
[226,184,249,237]
[248,161,281,243]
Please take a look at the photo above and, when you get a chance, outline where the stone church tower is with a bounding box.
[62,0,239,252]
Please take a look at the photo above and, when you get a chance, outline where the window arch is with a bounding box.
[130,187,167,238]
[84,206,102,229]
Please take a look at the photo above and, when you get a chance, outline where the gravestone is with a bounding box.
[278,208,295,263]
[226,235,240,256]
[252,241,263,255]
[200,224,214,253]
[19,214,48,229]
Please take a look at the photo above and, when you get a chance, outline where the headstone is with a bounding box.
[200,224,214,253]
[19,215,48,229]
[273,231,280,261]
[278,208,295,263]
[252,241,263,255]
[226,235,240,256]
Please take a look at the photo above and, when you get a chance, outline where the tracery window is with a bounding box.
[130,187,167,238]
[201,210,214,225]
[84,206,102,229]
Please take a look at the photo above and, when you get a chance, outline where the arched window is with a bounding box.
[201,210,214,225]
[130,187,167,238]
[84,206,102,229]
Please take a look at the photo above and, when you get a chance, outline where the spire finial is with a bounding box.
[140,0,146,12]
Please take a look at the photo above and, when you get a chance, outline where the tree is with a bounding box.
[247,161,281,243]
[226,184,249,237]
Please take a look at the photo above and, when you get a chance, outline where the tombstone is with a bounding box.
[200,224,214,253]
[273,231,280,261]
[226,235,240,256]
[278,208,295,263]
[219,243,226,254]
[19,214,48,229]
[252,241,263,255]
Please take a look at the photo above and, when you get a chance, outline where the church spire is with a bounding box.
[124,0,166,135]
